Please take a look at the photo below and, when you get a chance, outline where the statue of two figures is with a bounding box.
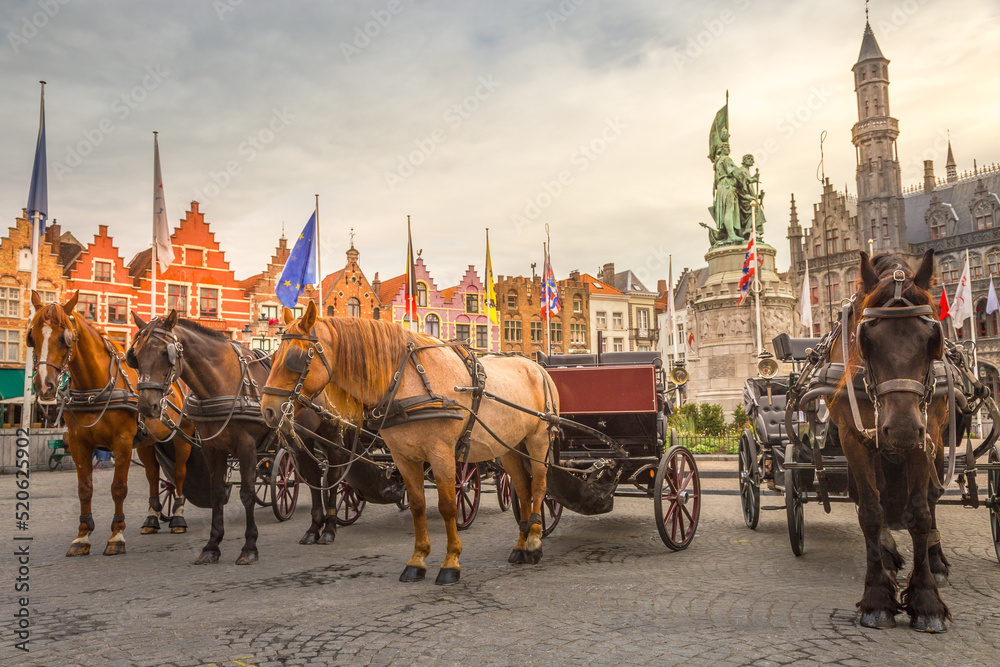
[700,96,767,248]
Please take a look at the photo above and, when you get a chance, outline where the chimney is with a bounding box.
[601,262,615,284]
[45,221,62,257]
[923,160,936,193]
[569,269,580,282]
[657,279,667,293]
[371,272,380,298]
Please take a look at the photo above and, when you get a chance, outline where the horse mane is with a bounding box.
[176,318,229,341]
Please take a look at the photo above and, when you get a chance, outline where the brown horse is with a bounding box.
[261,302,557,585]
[27,291,193,557]
[827,250,951,632]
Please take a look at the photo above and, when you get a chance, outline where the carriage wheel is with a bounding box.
[158,478,176,520]
[396,487,409,511]
[496,469,512,512]
[455,462,482,531]
[739,429,761,529]
[255,456,273,507]
[270,448,299,522]
[334,481,366,526]
[510,489,563,538]
[988,445,1000,564]
[654,444,701,550]
[785,467,805,557]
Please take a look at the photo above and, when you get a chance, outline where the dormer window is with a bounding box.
[975,201,995,230]
[930,212,947,240]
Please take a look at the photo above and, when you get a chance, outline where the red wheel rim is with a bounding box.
[336,482,365,525]
[661,449,700,547]
[274,452,298,520]
[455,463,481,529]
[158,478,175,519]
[498,471,511,509]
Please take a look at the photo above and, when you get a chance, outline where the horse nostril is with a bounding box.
[263,407,276,425]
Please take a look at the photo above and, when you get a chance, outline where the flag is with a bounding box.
[404,218,418,321]
[27,83,48,246]
[485,230,497,323]
[800,261,812,332]
[952,254,973,329]
[275,212,317,309]
[687,330,695,353]
[152,133,175,273]
[737,233,757,306]
[665,256,675,335]
[938,286,950,321]
[988,278,998,315]
[540,254,561,318]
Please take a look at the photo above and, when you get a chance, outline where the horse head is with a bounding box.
[853,248,942,450]
[261,301,325,428]
[26,291,78,400]
[128,309,182,419]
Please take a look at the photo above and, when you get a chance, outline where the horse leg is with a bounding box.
[295,449,323,545]
[317,432,344,544]
[902,449,949,633]
[66,441,95,557]
[876,457,905,577]
[927,450,950,585]
[500,449,532,564]
[102,435,132,556]
[395,457,431,582]
[235,438,259,565]
[524,451,548,565]
[169,440,191,534]
[879,526,904,579]
[845,438,900,628]
[428,454,461,585]
[194,448,227,565]
[135,443,162,534]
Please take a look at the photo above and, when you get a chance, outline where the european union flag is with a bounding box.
[276,212,317,309]
[27,83,48,245]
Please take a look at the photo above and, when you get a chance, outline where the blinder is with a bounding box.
[125,347,138,369]
[62,328,75,349]
[283,346,313,374]
[167,342,178,366]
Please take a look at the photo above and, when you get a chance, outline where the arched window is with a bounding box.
[809,276,819,306]
[981,363,1000,402]
[347,297,361,318]
[326,305,334,317]
[425,314,440,338]
[573,296,582,313]
[827,273,841,303]
[416,282,427,307]
[846,269,859,296]
[506,290,518,309]
[372,307,380,320]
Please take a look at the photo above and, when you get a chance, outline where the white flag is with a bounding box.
[800,262,812,332]
[952,254,973,329]
[988,278,999,315]
[153,134,174,273]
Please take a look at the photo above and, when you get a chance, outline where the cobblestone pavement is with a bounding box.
[2,467,999,666]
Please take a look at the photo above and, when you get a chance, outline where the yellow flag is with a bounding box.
[485,230,497,323]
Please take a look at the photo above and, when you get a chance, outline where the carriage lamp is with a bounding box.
[757,351,778,379]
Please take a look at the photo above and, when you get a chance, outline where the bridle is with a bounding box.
[127,325,184,400]
[261,329,334,418]
[31,325,77,394]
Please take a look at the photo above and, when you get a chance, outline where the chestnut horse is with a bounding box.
[828,250,952,632]
[261,302,557,585]
[26,291,192,557]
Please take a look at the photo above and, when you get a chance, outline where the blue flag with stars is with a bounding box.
[276,212,317,309]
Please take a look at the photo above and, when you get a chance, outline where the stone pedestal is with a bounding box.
[684,243,796,412]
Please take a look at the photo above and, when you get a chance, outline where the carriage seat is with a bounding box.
[772,333,825,362]
[755,389,788,445]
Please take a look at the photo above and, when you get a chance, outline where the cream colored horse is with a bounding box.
[261,302,557,585]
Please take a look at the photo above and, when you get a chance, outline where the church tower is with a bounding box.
[787,194,804,271]
[852,20,907,253]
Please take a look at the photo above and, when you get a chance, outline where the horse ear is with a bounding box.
[164,309,178,329]
[913,248,935,290]
[283,307,295,325]
[30,290,43,310]
[63,290,79,312]
[131,310,147,329]
[860,252,879,294]
[302,301,317,331]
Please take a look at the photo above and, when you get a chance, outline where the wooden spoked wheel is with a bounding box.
[785,467,805,557]
[158,478,176,520]
[739,429,761,529]
[654,444,701,550]
[988,445,1000,565]
[455,462,482,531]
[270,448,299,522]
[334,481,366,526]
[254,456,272,507]
[510,490,563,538]
[496,468,512,512]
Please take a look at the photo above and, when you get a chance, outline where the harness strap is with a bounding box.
[841,300,875,442]
[874,379,928,397]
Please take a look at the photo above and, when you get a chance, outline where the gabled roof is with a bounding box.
[239,272,265,293]
[127,248,152,284]
[612,270,651,294]
[581,273,623,296]
[321,269,345,299]
[441,285,459,303]
[379,273,406,305]
[856,22,885,63]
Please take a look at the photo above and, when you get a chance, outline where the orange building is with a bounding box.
[320,242,381,320]
[64,225,136,350]
[240,234,318,352]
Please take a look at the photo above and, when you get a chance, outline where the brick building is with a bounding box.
[321,242,381,320]
[64,225,137,350]
[497,270,589,357]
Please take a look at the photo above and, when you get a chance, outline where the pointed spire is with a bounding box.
[856,20,885,64]
[789,193,799,226]
[946,133,957,183]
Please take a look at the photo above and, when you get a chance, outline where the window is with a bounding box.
[846,269,859,296]
[570,323,586,345]
[825,228,839,255]
[107,331,127,349]
[199,287,219,318]
[613,337,624,352]
[252,338,275,352]
[871,219,877,241]
[550,322,562,343]
[37,290,56,304]
[373,307,380,320]
[0,287,21,318]
[186,248,203,266]
[108,296,127,324]
[425,314,440,338]
[466,293,479,314]
[507,291,517,309]
[476,325,488,349]
[293,306,303,319]
[596,311,607,328]
[636,309,649,331]
[882,217,889,238]
[456,323,470,342]
[989,252,1000,277]
[940,261,958,283]
[931,215,947,239]
[78,293,97,321]
[809,277,819,306]
[167,285,187,315]
[612,312,623,329]
[573,297,582,313]
[976,212,994,230]
[94,261,112,282]
[601,336,608,352]
[416,282,427,307]
[827,274,841,302]
[844,237,851,252]
[972,255,984,279]
[347,297,361,318]
[0,330,20,362]
[504,320,521,342]
[530,320,543,343]
[327,305,334,317]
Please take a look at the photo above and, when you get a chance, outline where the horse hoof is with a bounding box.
[933,572,949,586]
[194,551,220,565]
[911,615,947,633]
[300,533,318,545]
[318,532,336,545]
[236,551,259,565]
[140,526,159,535]
[399,565,427,583]
[434,568,460,586]
[65,544,91,557]
[526,548,543,565]
[508,549,526,564]
[859,610,896,629]
[103,542,126,556]
[170,526,187,534]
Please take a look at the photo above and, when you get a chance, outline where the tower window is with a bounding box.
[976,212,994,230]
[972,255,984,278]
[882,217,889,238]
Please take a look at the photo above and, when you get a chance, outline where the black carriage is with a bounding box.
[524,350,701,550]
[741,333,1000,561]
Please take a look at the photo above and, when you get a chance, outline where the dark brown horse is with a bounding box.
[828,250,951,632]
[27,291,192,557]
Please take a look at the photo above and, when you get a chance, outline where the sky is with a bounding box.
[2,0,1000,291]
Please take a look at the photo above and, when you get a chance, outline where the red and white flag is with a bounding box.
[737,234,756,306]
[952,254,972,329]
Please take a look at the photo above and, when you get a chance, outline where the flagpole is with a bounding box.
[151,132,159,319]
[802,257,811,335]
[544,240,551,357]
[485,228,492,352]
[22,81,47,431]
[668,254,680,409]
[315,194,323,315]
[968,249,979,378]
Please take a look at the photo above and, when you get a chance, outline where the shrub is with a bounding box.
[698,403,727,437]
[731,405,750,431]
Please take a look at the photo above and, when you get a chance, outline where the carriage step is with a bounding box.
[762,505,785,510]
